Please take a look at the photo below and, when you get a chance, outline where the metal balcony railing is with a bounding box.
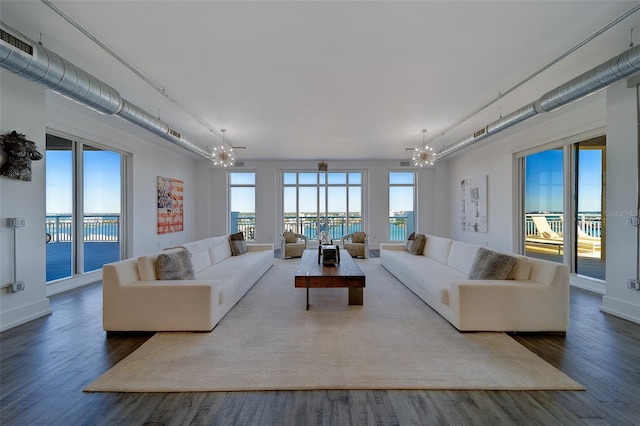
[45,214,120,243]
[525,213,602,238]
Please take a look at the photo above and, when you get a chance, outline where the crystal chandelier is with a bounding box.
[212,129,235,167]
[411,129,436,167]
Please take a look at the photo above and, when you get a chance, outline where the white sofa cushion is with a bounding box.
[190,250,212,273]
[181,239,214,273]
[210,236,232,265]
[423,235,452,264]
[509,256,531,280]
[447,241,480,274]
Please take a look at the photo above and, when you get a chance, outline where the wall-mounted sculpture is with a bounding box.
[0,131,43,181]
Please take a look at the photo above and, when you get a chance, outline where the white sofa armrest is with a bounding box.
[103,275,220,331]
[448,279,569,332]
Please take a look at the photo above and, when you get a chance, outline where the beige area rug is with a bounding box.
[85,259,584,392]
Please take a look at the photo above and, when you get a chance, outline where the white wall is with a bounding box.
[207,160,438,249]
[601,81,640,323]
[0,70,51,330]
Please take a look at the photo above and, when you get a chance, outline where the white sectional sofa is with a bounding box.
[380,234,569,332]
[102,235,273,332]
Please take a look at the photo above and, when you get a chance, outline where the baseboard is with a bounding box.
[600,296,640,324]
[570,274,605,294]
[0,298,52,332]
[46,270,102,297]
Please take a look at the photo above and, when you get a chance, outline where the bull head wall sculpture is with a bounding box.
[0,131,43,182]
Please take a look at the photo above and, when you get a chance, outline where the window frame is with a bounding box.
[281,169,365,241]
[388,171,417,241]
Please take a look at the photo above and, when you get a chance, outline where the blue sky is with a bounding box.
[46,150,121,214]
[525,148,602,213]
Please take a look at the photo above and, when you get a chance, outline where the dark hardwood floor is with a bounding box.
[1,280,639,425]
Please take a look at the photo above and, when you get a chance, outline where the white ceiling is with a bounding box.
[1,1,639,161]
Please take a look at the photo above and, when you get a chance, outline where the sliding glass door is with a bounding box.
[521,136,605,281]
[46,133,124,282]
[575,137,605,280]
[523,148,564,263]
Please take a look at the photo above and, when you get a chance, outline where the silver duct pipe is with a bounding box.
[0,22,214,161]
[436,44,640,160]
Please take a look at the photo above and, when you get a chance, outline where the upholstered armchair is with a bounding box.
[281,231,308,259]
[341,231,368,259]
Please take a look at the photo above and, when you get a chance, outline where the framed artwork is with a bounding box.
[157,176,184,234]
[461,175,487,233]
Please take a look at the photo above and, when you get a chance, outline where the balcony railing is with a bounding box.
[283,215,362,241]
[525,213,602,238]
[46,214,120,243]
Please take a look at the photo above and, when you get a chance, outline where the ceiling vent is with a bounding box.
[400,161,411,167]
[234,161,245,167]
[168,127,182,139]
[0,28,32,55]
[473,127,487,138]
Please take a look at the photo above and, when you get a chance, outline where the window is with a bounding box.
[45,133,124,282]
[389,172,415,241]
[520,136,605,281]
[229,172,256,240]
[283,171,363,240]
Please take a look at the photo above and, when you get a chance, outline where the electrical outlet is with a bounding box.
[627,279,640,291]
[628,216,640,226]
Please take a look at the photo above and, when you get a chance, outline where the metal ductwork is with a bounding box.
[435,44,640,160]
[0,22,214,161]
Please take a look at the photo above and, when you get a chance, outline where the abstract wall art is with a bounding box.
[461,175,487,233]
[157,176,184,234]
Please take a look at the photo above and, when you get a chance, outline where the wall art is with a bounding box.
[157,176,184,234]
[461,175,487,233]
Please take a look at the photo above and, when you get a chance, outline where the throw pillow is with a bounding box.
[405,232,416,252]
[351,232,366,244]
[229,231,247,256]
[407,233,427,255]
[156,249,195,280]
[468,247,519,280]
[283,231,297,244]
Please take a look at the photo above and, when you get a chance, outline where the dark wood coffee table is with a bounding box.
[294,249,366,310]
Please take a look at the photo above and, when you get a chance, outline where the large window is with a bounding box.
[521,136,605,281]
[283,171,362,240]
[45,133,124,282]
[389,172,415,241]
[229,172,256,240]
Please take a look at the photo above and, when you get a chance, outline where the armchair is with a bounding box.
[341,231,368,259]
[281,231,308,259]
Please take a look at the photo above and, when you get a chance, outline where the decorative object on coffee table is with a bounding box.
[318,244,340,265]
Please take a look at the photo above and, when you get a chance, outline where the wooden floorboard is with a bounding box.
[1,280,639,425]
